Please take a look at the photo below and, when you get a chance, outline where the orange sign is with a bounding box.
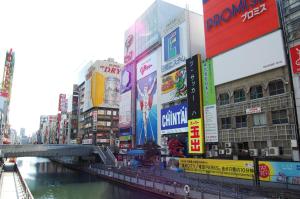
[204,0,280,58]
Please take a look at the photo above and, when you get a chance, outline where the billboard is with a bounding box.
[161,19,189,75]
[124,25,135,65]
[202,59,218,143]
[137,49,159,80]
[119,91,132,129]
[58,94,67,113]
[1,49,15,98]
[213,30,287,85]
[186,55,204,154]
[290,44,300,74]
[161,103,188,134]
[161,66,187,104]
[120,64,133,94]
[136,72,157,145]
[84,64,121,111]
[179,158,254,180]
[203,0,280,58]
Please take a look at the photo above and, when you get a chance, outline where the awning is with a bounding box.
[127,149,145,156]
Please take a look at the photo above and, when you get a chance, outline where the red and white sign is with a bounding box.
[246,107,262,114]
[124,25,135,64]
[290,44,300,74]
[136,48,160,80]
[203,0,280,58]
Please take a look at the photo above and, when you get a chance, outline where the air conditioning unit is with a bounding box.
[212,145,218,150]
[225,148,232,155]
[225,143,232,148]
[218,149,225,155]
[249,149,258,156]
[268,147,279,156]
[206,151,213,158]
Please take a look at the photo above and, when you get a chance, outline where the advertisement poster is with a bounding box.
[259,161,300,184]
[124,25,135,65]
[1,49,15,99]
[290,44,300,74]
[186,54,204,154]
[179,158,254,180]
[202,59,218,143]
[162,21,188,75]
[203,0,280,58]
[161,67,187,104]
[84,64,121,111]
[119,91,132,128]
[121,64,133,94]
[136,72,157,145]
[161,103,188,134]
[137,49,159,80]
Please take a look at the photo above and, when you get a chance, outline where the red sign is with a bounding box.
[204,0,280,58]
[290,44,300,74]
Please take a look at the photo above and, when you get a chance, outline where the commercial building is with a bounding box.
[202,0,299,161]
[39,115,57,144]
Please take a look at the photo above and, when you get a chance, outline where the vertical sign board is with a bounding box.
[290,44,300,74]
[92,110,97,131]
[186,54,204,154]
[202,60,218,143]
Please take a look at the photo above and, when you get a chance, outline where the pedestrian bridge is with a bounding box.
[0,144,96,158]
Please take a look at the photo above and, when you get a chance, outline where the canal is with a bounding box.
[16,157,160,199]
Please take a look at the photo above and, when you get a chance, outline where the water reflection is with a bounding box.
[17,157,158,199]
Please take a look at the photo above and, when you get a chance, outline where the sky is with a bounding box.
[0,0,203,136]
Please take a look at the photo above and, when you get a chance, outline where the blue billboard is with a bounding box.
[161,103,188,134]
[136,72,157,145]
[164,27,180,61]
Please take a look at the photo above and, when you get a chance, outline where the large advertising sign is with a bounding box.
[202,59,218,143]
[119,91,132,129]
[213,30,287,85]
[161,103,188,134]
[121,64,133,94]
[137,50,159,80]
[186,54,204,154]
[1,49,15,98]
[161,20,188,75]
[259,161,300,184]
[124,25,135,65]
[58,94,67,113]
[161,67,187,104]
[84,64,121,111]
[179,158,254,179]
[203,0,280,58]
[136,72,157,145]
[290,44,300,74]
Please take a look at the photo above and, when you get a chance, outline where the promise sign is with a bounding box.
[186,54,204,154]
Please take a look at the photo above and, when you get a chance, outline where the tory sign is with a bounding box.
[204,0,280,58]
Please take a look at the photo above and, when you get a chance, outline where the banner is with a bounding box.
[259,161,300,184]
[179,158,254,180]
[84,63,121,111]
[290,44,300,74]
[186,54,204,154]
[161,103,188,134]
[202,59,218,143]
[119,91,132,128]
[136,72,157,145]
[137,50,159,80]
[121,64,133,93]
[124,25,135,65]
[161,67,187,104]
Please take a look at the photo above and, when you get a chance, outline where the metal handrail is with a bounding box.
[106,146,117,166]
[15,165,34,199]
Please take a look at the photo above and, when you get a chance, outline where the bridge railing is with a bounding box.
[15,164,34,199]
[106,146,117,166]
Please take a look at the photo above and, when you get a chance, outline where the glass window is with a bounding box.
[250,85,263,99]
[236,115,247,128]
[97,121,106,126]
[221,117,231,129]
[253,113,267,126]
[219,93,229,105]
[269,80,284,96]
[106,110,112,115]
[113,111,117,116]
[106,121,111,126]
[272,110,288,124]
[234,89,245,103]
[98,110,105,115]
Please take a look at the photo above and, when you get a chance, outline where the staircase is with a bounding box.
[93,146,116,166]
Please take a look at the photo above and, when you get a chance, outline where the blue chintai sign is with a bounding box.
[161,103,188,134]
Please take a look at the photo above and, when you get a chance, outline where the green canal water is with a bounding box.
[16,157,160,199]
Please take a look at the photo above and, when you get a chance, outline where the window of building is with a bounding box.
[236,115,247,128]
[98,110,105,115]
[234,89,245,103]
[106,110,112,115]
[219,93,229,105]
[253,113,267,126]
[221,117,231,129]
[97,121,106,126]
[269,80,284,96]
[106,121,111,126]
[113,111,117,116]
[272,110,288,124]
[250,85,263,99]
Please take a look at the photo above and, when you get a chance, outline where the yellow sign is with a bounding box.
[179,158,254,180]
[91,72,105,107]
[161,72,176,94]
[188,118,204,154]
